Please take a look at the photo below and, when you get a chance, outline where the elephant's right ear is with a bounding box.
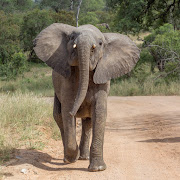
[33,23,76,78]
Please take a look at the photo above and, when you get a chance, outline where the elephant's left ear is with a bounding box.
[93,33,140,84]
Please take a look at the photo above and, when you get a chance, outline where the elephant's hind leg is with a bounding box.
[53,94,65,147]
[79,118,92,160]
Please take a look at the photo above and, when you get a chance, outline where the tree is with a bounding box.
[21,9,54,60]
[40,0,106,12]
[0,11,27,79]
[40,0,71,12]
[80,0,105,12]
[0,0,33,13]
[0,11,21,64]
[107,0,180,34]
[144,24,180,73]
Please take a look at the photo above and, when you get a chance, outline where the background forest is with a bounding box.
[0,0,180,95]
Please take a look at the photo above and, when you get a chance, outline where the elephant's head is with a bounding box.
[33,23,140,116]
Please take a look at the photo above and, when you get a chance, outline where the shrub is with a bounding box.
[51,10,75,26]
[0,52,28,80]
[79,12,99,26]
[21,9,54,53]
[143,24,180,78]
[0,11,28,80]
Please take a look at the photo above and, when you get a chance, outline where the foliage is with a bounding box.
[79,12,99,25]
[0,0,33,13]
[0,63,53,96]
[0,11,21,62]
[21,9,54,53]
[144,24,180,77]
[40,0,105,12]
[0,11,27,80]
[107,0,180,34]
[51,10,76,25]
[80,0,105,12]
[40,0,71,12]
[0,52,28,80]
[132,49,155,80]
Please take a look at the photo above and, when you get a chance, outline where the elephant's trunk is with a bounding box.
[70,35,90,116]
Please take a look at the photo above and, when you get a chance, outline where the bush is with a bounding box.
[0,52,28,80]
[143,24,180,78]
[0,11,28,80]
[51,10,75,25]
[0,11,21,63]
[21,9,54,53]
[79,12,99,26]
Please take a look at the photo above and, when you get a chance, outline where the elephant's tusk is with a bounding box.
[73,44,77,48]
[92,44,96,49]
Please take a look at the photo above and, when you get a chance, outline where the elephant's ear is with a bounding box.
[33,23,76,78]
[93,33,140,84]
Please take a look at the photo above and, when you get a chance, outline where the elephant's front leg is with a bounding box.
[62,105,79,163]
[88,91,107,172]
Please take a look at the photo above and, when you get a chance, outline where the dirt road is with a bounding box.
[2,96,180,180]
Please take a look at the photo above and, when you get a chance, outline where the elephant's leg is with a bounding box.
[88,91,107,172]
[79,118,91,160]
[53,93,65,146]
[62,105,79,163]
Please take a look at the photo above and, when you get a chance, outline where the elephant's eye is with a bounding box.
[99,41,102,46]
[71,35,75,40]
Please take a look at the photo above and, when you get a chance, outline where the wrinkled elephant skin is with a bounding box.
[33,23,140,171]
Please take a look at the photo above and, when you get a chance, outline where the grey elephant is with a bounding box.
[33,23,140,171]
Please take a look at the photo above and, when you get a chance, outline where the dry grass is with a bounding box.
[0,63,54,97]
[0,92,59,165]
[129,32,151,45]
[110,78,180,96]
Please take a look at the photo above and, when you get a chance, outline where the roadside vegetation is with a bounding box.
[0,92,59,165]
[0,0,179,168]
[0,63,53,96]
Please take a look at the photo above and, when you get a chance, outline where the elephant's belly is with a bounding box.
[76,102,91,118]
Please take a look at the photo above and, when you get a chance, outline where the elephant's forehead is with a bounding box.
[77,26,105,41]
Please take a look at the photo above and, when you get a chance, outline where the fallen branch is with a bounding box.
[154,63,180,80]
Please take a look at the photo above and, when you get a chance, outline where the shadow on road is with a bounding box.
[5,149,87,172]
[138,137,180,143]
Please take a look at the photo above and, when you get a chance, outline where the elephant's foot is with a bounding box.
[79,150,90,160]
[88,158,106,172]
[79,154,89,160]
[64,149,80,164]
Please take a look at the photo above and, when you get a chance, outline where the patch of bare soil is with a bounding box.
[1,96,180,180]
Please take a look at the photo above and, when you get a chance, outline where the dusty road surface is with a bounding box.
[2,96,180,180]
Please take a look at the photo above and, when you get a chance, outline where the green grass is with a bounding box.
[110,77,180,96]
[0,63,54,97]
[0,92,60,165]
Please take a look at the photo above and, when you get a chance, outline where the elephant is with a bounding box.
[33,23,140,172]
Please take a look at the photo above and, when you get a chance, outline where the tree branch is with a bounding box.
[76,0,82,28]
[70,0,74,11]
[154,0,176,20]
[154,64,180,80]
[144,0,156,13]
